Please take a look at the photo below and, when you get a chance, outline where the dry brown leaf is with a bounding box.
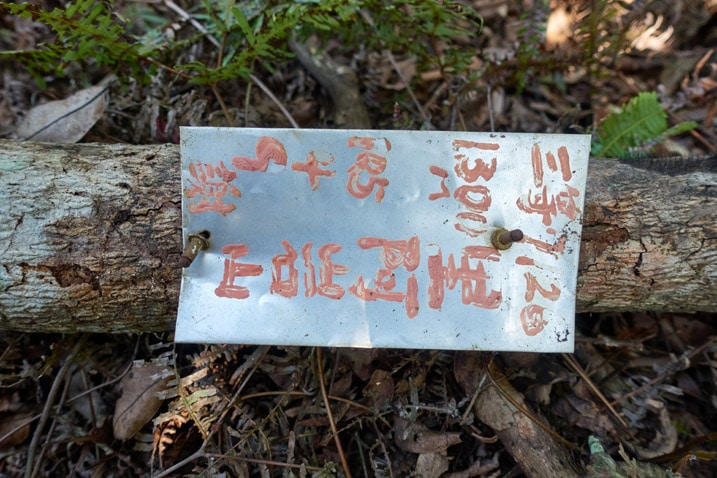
[339,348,376,381]
[380,56,416,91]
[553,393,619,436]
[415,452,450,478]
[112,361,173,441]
[394,417,461,454]
[0,392,23,413]
[0,412,32,447]
[17,84,107,143]
[363,369,394,409]
[627,402,678,460]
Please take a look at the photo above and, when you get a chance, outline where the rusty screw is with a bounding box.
[179,231,210,268]
[492,228,524,250]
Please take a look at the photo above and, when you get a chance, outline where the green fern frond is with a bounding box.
[2,0,483,90]
[0,0,156,86]
[592,92,697,158]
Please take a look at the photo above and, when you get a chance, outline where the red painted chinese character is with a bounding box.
[555,185,580,220]
[518,144,579,226]
[348,136,391,151]
[232,136,288,172]
[445,139,499,237]
[215,244,264,299]
[517,185,581,226]
[454,185,491,236]
[185,161,241,216]
[516,186,557,226]
[270,240,298,298]
[427,245,501,309]
[350,236,420,318]
[520,304,547,336]
[346,137,390,203]
[523,272,561,302]
[428,165,450,200]
[514,259,562,337]
[291,151,336,190]
[530,144,572,187]
[452,139,498,182]
[302,243,349,300]
[521,234,568,259]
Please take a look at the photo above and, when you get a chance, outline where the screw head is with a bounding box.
[492,228,524,250]
[179,231,210,268]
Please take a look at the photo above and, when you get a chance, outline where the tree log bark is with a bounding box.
[0,140,714,333]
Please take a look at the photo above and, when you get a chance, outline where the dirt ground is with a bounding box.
[1,1,716,476]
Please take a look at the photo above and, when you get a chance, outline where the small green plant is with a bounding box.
[0,0,161,87]
[1,0,482,88]
[580,0,625,76]
[338,0,482,74]
[591,92,697,158]
[512,0,549,93]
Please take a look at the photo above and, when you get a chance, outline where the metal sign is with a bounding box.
[176,127,590,351]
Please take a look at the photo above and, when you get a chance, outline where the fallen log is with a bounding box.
[0,140,714,333]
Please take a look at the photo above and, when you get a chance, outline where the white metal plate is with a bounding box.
[176,127,590,351]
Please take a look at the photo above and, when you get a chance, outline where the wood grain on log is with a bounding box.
[579,157,715,312]
[0,140,714,333]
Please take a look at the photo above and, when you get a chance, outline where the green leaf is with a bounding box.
[231,6,255,46]
[592,92,696,158]
[662,120,698,139]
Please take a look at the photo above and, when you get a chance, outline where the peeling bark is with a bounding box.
[578,157,716,312]
[0,141,181,333]
[0,140,714,333]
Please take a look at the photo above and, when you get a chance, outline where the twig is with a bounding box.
[423,80,449,112]
[32,363,75,472]
[368,419,394,478]
[206,454,325,472]
[353,430,369,478]
[244,81,253,127]
[163,0,221,49]
[163,0,297,128]
[19,83,111,142]
[210,32,235,127]
[153,445,206,478]
[248,73,300,129]
[155,345,269,477]
[288,36,371,128]
[460,371,486,425]
[238,390,374,415]
[26,335,88,478]
[0,338,138,450]
[316,348,352,478]
[562,353,629,429]
[223,346,271,420]
[455,102,468,131]
[486,359,578,451]
[487,84,495,132]
[384,50,431,127]
[358,9,431,128]
[66,337,140,404]
[211,85,235,127]
[609,336,717,408]
[443,452,500,478]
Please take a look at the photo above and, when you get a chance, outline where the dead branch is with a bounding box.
[0,140,714,333]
